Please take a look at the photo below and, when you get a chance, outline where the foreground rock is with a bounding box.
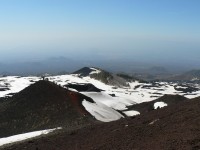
[4,96,200,150]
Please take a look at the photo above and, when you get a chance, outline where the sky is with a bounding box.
[0,0,200,65]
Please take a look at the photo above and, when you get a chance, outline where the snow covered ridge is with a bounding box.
[0,127,62,147]
[72,67,102,77]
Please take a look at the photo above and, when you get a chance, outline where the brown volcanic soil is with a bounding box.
[127,94,188,114]
[0,80,96,138]
[4,97,200,150]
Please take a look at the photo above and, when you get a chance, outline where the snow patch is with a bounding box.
[123,110,140,117]
[0,76,39,98]
[89,68,101,75]
[154,102,168,109]
[82,100,123,122]
[0,127,62,147]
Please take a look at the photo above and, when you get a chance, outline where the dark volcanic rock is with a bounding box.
[4,96,200,150]
[73,67,94,77]
[65,83,103,92]
[0,80,95,138]
[73,67,142,87]
[174,85,198,93]
[0,88,10,91]
[127,94,188,114]
[74,67,114,84]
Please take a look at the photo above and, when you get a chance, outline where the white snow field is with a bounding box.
[82,100,123,122]
[0,76,39,97]
[0,127,62,147]
[1,68,200,122]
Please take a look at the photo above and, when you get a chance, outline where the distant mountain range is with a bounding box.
[165,69,200,81]
[0,57,84,76]
[1,57,199,78]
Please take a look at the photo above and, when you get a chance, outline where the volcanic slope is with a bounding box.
[73,67,138,87]
[4,96,200,150]
[127,94,188,114]
[0,80,96,138]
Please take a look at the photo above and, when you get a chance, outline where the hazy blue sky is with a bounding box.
[0,0,200,63]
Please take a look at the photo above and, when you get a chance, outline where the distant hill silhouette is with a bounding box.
[166,69,200,81]
[73,67,142,87]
